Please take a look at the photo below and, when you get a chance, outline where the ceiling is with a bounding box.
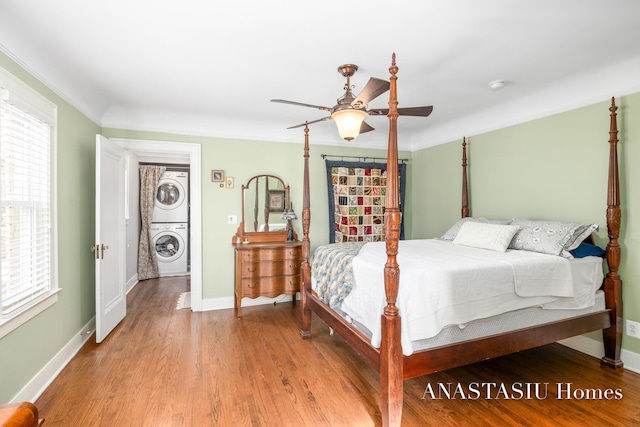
[1,1,640,151]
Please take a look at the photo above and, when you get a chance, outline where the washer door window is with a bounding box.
[154,232,185,262]
[156,180,184,210]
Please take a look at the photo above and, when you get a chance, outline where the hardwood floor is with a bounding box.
[36,277,640,426]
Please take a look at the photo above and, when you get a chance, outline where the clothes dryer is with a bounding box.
[151,222,189,276]
[152,171,189,223]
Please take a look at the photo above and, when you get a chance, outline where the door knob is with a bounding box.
[91,244,110,259]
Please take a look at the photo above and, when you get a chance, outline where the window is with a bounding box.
[0,67,58,338]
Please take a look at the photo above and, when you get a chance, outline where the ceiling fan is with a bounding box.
[271,64,433,141]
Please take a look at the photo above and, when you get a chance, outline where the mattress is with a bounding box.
[312,239,604,355]
[339,291,606,353]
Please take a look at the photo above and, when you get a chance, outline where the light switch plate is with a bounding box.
[627,319,640,339]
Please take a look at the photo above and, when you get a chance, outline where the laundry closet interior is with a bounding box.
[136,155,191,284]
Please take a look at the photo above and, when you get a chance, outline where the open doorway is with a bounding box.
[114,138,203,312]
[142,163,190,279]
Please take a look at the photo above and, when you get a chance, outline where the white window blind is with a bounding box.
[1,100,52,315]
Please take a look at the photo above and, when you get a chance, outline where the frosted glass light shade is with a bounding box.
[331,109,367,141]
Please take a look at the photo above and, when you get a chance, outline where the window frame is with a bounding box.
[0,66,59,339]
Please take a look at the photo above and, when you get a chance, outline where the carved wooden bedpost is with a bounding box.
[300,124,313,339]
[461,137,469,218]
[602,97,624,368]
[380,53,403,427]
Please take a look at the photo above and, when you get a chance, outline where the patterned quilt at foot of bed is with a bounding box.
[311,242,366,309]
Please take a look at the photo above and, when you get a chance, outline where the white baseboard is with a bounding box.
[11,317,96,403]
[559,335,640,374]
[126,274,139,294]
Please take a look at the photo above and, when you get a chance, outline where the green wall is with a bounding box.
[0,51,100,403]
[411,93,640,355]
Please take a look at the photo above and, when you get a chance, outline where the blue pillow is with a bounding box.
[570,242,606,258]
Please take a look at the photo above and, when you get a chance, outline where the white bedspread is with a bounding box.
[339,239,603,355]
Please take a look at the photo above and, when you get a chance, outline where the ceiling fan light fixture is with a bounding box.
[331,108,367,141]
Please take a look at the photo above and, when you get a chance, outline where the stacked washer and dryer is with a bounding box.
[150,170,190,276]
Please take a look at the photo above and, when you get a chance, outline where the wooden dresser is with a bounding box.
[233,241,302,317]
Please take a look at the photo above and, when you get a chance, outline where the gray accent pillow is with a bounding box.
[508,218,598,258]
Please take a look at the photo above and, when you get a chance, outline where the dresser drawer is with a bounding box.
[233,241,303,317]
[240,247,301,262]
[240,260,302,279]
[240,275,301,297]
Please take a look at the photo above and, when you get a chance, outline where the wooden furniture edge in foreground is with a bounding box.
[0,401,44,426]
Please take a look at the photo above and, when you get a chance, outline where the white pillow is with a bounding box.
[452,222,520,252]
[439,217,511,241]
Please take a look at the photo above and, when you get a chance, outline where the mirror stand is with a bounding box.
[231,174,298,244]
[231,173,303,317]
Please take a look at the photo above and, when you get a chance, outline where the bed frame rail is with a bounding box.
[403,311,612,379]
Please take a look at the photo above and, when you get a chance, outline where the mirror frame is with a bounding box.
[232,174,296,244]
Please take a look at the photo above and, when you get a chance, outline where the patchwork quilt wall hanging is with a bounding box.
[325,160,407,243]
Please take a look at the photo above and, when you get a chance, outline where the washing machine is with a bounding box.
[152,171,189,223]
[151,222,189,276]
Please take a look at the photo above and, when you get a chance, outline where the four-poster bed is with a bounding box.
[298,54,624,426]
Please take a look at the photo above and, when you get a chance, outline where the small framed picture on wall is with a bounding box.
[225,176,234,189]
[211,170,224,182]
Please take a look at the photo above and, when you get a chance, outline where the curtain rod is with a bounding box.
[320,154,409,164]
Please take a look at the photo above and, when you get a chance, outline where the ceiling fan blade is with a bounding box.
[368,106,434,117]
[271,99,332,112]
[360,121,374,134]
[286,116,332,129]
[399,106,434,117]
[351,78,390,109]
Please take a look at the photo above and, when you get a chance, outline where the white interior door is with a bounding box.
[95,134,127,343]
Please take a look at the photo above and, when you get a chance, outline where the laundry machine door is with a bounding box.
[155,177,185,209]
[153,230,186,263]
[152,172,188,222]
